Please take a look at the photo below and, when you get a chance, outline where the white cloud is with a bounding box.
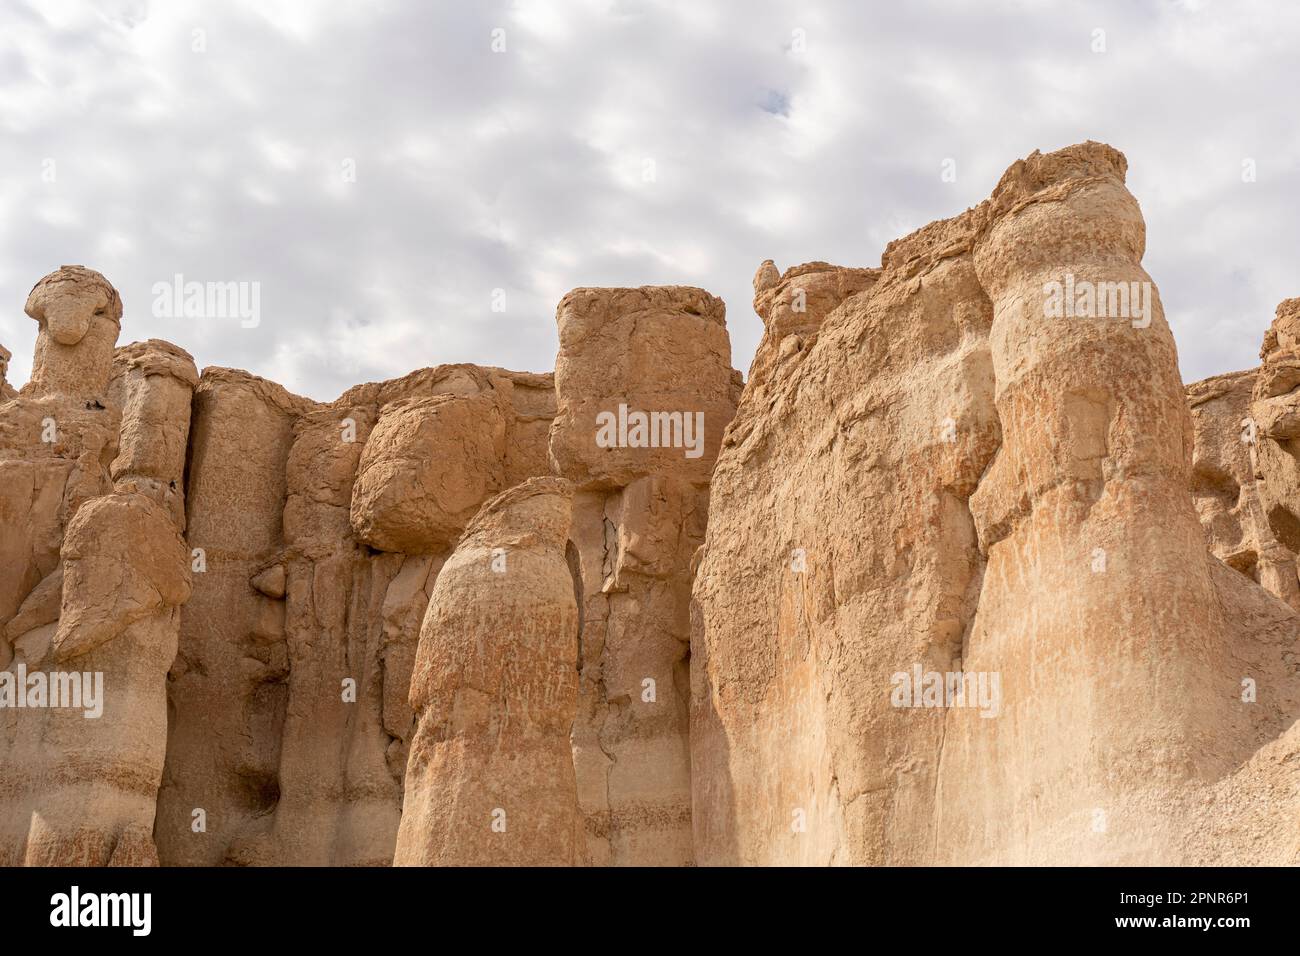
[0,0,1297,400]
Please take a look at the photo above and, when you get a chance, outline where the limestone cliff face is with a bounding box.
[2,142,1298,869]
[0,343,14,401]
[1247,298,1300,588]
[693,213,996,865]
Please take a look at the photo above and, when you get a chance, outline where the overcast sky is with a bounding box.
[1,0,1297,401]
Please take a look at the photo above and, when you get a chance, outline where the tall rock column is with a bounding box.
[935,144,1236,863]
[1,269,120,863]
[690,244,996,866]
[1246,298,1300,587]
[108,340,200,529]
[19,492,191,865]
[0,268,121,650]
[394,477,583,866]
[2,268,194,865]
[550,286,740,865]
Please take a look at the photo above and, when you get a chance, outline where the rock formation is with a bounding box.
[24,265,122,400]
[0,343,15,400]
[2,143,1298,868]
[156,365,557,866]
[1246,299,1300,590]
[693,142,1300,865]
[1,268,192,866]
[551,286,740,865]
[1187,367,1300,609]
[394,477,584,866]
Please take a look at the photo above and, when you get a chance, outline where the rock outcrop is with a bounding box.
[1,268,192,866]
[551,286,740,865]
[394,477,584,866]
[3,142,1298,869]
[693,142,1300,865]
[13,492,191,866]
[157,364,557,866]
[0,343,14,401]
[24,265,122,401]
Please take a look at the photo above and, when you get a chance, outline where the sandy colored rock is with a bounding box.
[153,368,308,867]
[108,340,199,530]
[551,286,740,865]
[567,476,706,865]
[7,149,1300,870]
[693,216,999,865]
[0,397,119,662]
[752,260,879,341]
[157,364,556,867]
[250,564,286,599]
[24,266,122,400]
[1,268,201,867]
[692,142,1300,866]
[1245,299,1300,589]
[935,143,1238,864]
[1186,369,1300,608]
[351,393,506,553]
[549,286,738,488]
[0,269,126,653]
[1,492,189,865]
[0,343,14,400]
[394,477,584,866]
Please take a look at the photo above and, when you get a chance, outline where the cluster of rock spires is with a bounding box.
[1,142,1296,866]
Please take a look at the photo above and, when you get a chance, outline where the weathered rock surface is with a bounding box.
[4,141,1299,869]
[157,364,556,866]
[693,142,1300,865]
[24,266,122,400]
[550,286,737,487]
[1247,299,1300,595]
[109,340,200,530]
[153,368,310,866]
[350,393,506,554]
[5,493,190,866]
[394,477,584,866]
[552,286,740,866]
[1,269,191,866]
[1187,368,1300,609]
[0,343,14,400]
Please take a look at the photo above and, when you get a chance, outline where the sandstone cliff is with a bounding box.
[693,142,1300,865]
[2,141,1298,867]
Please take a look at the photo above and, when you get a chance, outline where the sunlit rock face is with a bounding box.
[394,477,585,867]
[693,142,1300,866]
[3,142,1299,869]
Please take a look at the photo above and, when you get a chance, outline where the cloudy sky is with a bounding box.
[0,0,1297,401]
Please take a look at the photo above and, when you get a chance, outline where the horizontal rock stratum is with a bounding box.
[1,142,1296,866]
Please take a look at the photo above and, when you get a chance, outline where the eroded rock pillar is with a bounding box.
[394,477,583,866]
[937,144,1233,863]
[550,286,739,865]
